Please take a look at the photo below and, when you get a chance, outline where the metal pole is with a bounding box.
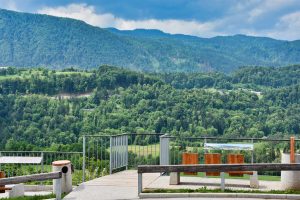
[251,138,254,164]
[204,138,207,154]
[110,137,113,174]
[41,152,44,173]
[126,135,128,170]
[220,172,225,191]
[82,136,86,182]
[138,173,142,195]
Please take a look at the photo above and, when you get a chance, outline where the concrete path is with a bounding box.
[64,170,285,200]
[64,170,160,200]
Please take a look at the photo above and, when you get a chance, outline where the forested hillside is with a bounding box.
[1,9,300,72]
[1,65,300,151]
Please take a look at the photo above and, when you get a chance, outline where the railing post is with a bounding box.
[125,134,128,170]
[251,138,254,164]
[82,135,86,182]
[110,137,113,174]
[41,152,44,173]
[204,138,207,154]
[160,134,170,165]
[138,173,142,195]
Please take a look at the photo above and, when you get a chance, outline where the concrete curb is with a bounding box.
[139,192,300,199]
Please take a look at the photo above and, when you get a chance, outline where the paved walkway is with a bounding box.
[64,170,284,200]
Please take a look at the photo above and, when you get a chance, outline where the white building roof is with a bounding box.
[0,156,42,164]
[204,143,254,151]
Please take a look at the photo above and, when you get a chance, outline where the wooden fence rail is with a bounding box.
[0,172,61,185]
[0,172,62,200]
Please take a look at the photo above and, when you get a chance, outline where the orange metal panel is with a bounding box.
[291,137,295,163]
[0,171,5,193]
[182,152,198,175]
[205,153,221,176]
[228,154,244,177]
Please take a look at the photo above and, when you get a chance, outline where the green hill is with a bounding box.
[2,65,300,150]
[1,9,300,72]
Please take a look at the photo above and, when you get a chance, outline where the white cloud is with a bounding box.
[238,11,300,40]
[0,0,19,11]
[268,11,300,40]
[247,0,296,22]
[37,2,300,40]
[37,3,224,38]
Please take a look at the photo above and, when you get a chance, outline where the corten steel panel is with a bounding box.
[205,153,221,176]
[227,154,250,176]
[182,153,198,175]
[0,171,5,193]
[291,137,295,163]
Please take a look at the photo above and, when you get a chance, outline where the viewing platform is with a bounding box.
[64,170,159,200]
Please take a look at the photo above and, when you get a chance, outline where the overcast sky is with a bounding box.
[1,0,300,40]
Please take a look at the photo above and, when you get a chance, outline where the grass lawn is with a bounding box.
[128,144,160,157]
[55,71,92,76]
[143,187,300,194]
[0,194,55,200]
[182,172,280,181]
[0,75,22,80]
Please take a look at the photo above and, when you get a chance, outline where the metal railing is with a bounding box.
[162,135,296,177]
[82,133,161,182]
[1,133,296,185]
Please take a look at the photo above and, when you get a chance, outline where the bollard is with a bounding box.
[52,160,72,195]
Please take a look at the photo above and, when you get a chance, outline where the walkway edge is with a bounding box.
[139,192,300,199]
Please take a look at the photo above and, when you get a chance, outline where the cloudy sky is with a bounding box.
[1,0,300,40]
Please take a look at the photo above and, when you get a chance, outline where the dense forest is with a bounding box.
[0,65,300,151]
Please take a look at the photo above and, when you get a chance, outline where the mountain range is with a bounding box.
[1,9,300,73]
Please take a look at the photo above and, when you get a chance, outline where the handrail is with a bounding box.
[83,133,300,141]
[0,151,82,154]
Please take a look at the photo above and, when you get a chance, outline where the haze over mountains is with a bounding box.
[1,9,300,73]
